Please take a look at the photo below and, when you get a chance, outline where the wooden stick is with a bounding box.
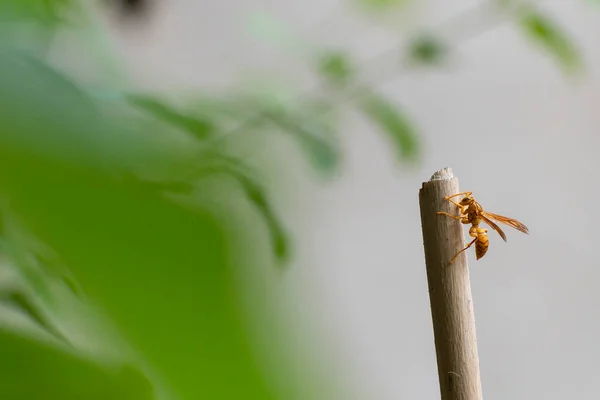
[418,167,483,400]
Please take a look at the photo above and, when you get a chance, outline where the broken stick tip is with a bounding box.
[430,167,454,181]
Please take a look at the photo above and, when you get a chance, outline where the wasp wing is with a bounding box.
[482,211,529,235]
[480,214,507,242]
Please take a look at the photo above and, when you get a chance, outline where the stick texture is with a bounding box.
[418,167,483,400]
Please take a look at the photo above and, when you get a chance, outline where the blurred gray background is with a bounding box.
[74,0,600,399]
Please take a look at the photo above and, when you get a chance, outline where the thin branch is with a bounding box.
[212,0,517,144]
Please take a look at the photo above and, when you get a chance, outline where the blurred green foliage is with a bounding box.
[353,0,411,12]
[407,34,447,66]
[0,0,74,25]
[516,8,582,73]
[260,103,341,175]
[317,50,355,87]
[0,44,285,399]
[126,95,215,141]
[0,329,154,400]
[359,92,419,161]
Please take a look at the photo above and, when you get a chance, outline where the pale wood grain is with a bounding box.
[418,167,483,400]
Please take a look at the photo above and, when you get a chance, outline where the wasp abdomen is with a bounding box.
[475,232,489,260]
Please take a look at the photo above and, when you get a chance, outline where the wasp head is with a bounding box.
[460,196,474,206]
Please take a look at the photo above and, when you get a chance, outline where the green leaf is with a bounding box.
[186,154,291,266]
[317,50,355,87]
[0,288,69,343]
[0,49,137,171]
[296,132,339,173]
[407,34,447,66]
[261,107,340,174]
[0,49,293,400]
[358,93,419,161]
[0,0,77,30]
[232,169,290,265]
[0,328,154,400]
[517,10,582,73]
[127,94,214,141]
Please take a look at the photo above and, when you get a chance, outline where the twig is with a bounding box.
[418,167,483,400]
[212,0,514,145]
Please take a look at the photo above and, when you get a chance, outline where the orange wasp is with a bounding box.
[436,191,529,264]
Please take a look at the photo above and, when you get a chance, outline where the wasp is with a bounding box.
[436,191,529,264]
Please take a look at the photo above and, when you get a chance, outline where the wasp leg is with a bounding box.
[444,191,472,201]
[437,212,462,220]
[446,198,464,208]
[437,212,470,225]
[449,237,477,264]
